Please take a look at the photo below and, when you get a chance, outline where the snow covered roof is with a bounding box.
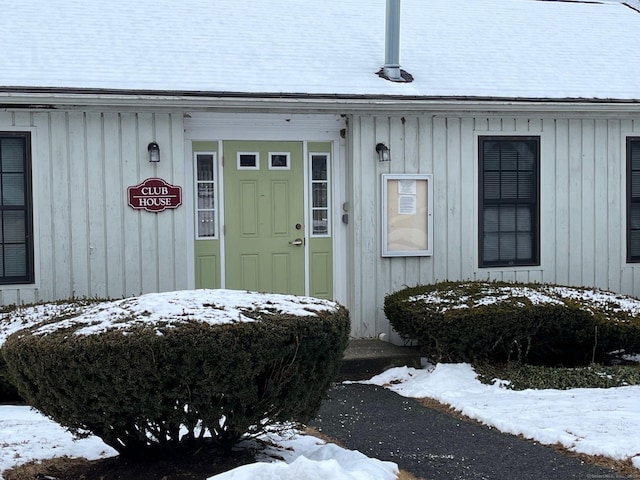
[1,0,640,101]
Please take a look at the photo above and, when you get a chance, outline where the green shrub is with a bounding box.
[384,281,640,366]
[475,362,640,390]
[0,299,108,404]
[1,292,350,457]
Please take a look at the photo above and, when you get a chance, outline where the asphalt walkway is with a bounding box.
[310,383,629,480]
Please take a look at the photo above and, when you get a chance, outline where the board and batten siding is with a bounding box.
[348,114,640,340]
[0,110,188,305]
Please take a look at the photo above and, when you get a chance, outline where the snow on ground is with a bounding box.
[2,290,640,477]
[358,363,640,469]
[3,363,640,478]
[0,407,397,480]
[2,366,640,478]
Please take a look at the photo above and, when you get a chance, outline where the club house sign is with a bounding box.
[128,178,182,212]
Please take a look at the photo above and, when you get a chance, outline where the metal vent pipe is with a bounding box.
[383,0,401,80]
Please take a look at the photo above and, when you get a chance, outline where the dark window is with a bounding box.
[479,136,540,267]
[627,137,640,262]
[0,133,33,284]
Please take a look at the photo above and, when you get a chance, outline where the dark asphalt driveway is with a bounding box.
[310,383,628,480]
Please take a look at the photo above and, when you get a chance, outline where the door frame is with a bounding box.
[183,113,347,304]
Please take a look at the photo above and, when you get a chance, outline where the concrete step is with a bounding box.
[337,339,421,381]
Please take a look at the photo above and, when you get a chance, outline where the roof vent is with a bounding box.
[379,0,413,83]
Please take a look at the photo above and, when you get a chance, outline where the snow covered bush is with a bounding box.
[384,281,640,366]
[0,290,349,457]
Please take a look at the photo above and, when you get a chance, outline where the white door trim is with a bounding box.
[184,113,347,306]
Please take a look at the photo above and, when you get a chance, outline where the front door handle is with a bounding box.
[288,238,304,246]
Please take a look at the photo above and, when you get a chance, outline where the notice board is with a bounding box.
[382,174,433,256]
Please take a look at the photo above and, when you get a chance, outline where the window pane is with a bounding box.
[499,206,516,231]
[271,154,288,168]
[482,142,501,170]
[197,155,214,181]
[500,172,518,199]
[631,230,640,259]
[4,244,26,276]
[197,184,215,209]
[197,211,215,237]
[499,233,516,261]
[516,207,532,231]
[1,139,25,173]
[312,210,328,235]
[484,233,500,261]
[2,173,24,206]
[632,142,640,170]
[312,155,327,180]
[3,211,25,242]
[631,204,640,229]
[484,207,499,232]
[517,233,533,260]
[500,145,518,171]
[483,172,501,199]
[312,183,327,208]
[518,171,535,200]
[239,154,257,168]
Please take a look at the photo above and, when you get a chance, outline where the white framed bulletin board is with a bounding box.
[382,174,433,257]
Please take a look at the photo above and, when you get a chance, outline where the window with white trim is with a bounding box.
[310,153,330,236]
[195,152,217,238]
[0,132,33,284]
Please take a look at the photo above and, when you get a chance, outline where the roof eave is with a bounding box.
[1,87,639,115]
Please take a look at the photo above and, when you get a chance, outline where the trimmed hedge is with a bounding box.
[0,299,108,403]
[384,281,640,366]
[1,294,349,457]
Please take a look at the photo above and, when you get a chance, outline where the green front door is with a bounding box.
[223,141,305,295]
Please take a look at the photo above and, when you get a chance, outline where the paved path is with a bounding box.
[310,383,628,480]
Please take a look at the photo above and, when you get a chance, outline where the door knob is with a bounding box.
[288,238,304,246]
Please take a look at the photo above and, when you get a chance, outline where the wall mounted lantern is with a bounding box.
[148,142,160,163]
[376,142,391,162]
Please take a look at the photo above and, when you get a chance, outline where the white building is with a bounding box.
[1,0,640,341]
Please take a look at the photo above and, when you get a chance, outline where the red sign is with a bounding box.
[127,178,182,212]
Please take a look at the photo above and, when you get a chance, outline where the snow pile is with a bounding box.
[211,432,397,480]
[360,363,640,468]
[0,289,340,338]
[409,283,640,319]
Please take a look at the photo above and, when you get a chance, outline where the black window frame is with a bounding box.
[478,136,540,268]
[0,132,34,284]
[627,137,640,263]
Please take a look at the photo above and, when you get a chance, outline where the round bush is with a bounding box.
[1,290,350,457]
[384,281,640,366]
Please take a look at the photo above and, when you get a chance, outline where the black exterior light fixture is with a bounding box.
[148,142,160,163]
[376,142,391,162]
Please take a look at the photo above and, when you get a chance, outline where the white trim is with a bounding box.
[308,151,331,238]
[0,126,40,294]
[5,93,640,117]
[192,151,218,240]
[183,113,347,306]
[217,140,226,288]
[472,131,544,274]
[381,174,433,257]
[302,142,310,296]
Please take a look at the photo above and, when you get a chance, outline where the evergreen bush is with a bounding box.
[384,281,640,366]
[1,291,350,457]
